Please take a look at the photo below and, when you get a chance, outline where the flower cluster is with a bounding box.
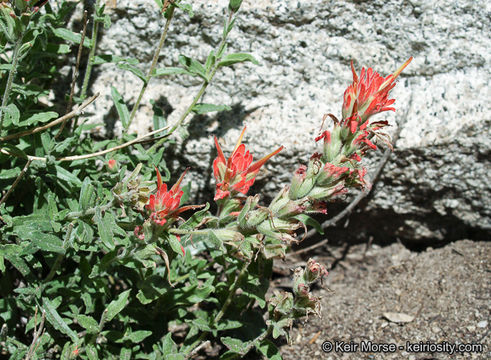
[213,126,283,200]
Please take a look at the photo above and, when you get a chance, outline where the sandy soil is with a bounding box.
[278,240,490,360]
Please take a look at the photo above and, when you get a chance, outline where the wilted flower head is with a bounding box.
[342,57,412,122]
[213,126,283,200]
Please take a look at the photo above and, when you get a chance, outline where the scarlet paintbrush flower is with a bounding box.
[342,57,412,123]
[145,168,198,227]
[213,127,284,200]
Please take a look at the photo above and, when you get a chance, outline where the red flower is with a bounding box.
[146,168,194,226]
[108,159,117,170]
[342,57,412,122]
[213,127,283,200]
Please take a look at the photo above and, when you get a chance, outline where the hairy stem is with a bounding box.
[147,11,234,154]
[0,34,23,132]
[127,5,175,129]
[44,223,74,282]
[80,0,101,100]
[183,258,251,358]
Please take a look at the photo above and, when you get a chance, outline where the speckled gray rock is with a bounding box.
[79,0,490,243]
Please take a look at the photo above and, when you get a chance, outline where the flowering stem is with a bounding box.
[147,11,234,154]
[126,5,175,130]
[80,0,101,100]
[0,34,23,133]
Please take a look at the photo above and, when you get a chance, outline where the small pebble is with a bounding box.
[477,320,488,328]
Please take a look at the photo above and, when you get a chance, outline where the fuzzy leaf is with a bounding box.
[218,53,259,67]
[294,214,324,235]
[111,86,130,129]
[76,315,99,334]
[192,103,231,114]
[43,298,78,342]
[104,289,131,323]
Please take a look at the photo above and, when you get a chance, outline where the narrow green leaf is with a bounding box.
[2,103,20,126]
[43,297,78,342]
[95,209,115,250]
[0,256,4,273]
[126,330,152,343]
[120,348,132,360]
[153,67,190,76]
[117,63,147,83]
[76,315,99,334]
[86,344,98,360]
[218,53,259,67]
[30,232,65,254]
[79,177,95,211]
[104,289,131,323]
[293,214,324,235]
[256,339,282,360]
[111,86,130,129]
[168,234,185,257]
[52,28,91,47]
[55,165,83,187]
[178,55,207,80]
[192,103,231,115]
[221,337,249,355]
[20,111,58,126]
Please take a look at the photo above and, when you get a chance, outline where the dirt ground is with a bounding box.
[278,240,490,360]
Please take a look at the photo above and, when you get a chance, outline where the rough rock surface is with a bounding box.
[78,0,489,243]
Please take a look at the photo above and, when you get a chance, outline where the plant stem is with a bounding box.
[44,223,74,282]
[183,258,251,358]
[55,10,89,138]
[80,0,101,100]
[0,158,31,207]
[126,5,175,129]
[0,93,99,142]
[147,11,234,154]
[0,34,23,133]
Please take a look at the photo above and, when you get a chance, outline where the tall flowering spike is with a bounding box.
[213,127,284,200]
[342,57,412,122]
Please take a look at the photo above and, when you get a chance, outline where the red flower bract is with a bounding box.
[146,168,188,226]
[213,126,283,200]
[342,57,412,122]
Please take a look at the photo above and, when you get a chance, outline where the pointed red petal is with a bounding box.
[155,167,163,189]
[248,145,284,174]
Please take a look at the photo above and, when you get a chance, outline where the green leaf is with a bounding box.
[126,330,152,343]
[95,208,115,251]
[162,332,178,356]
[19,111,58,126]
[218,53,259,67]
[2,103,20,126]
[111,86,130,129]
[43,297,78,342]
[52,27,91,47]
[120,348,132,360]
[178,55,207,80]
[175,2,194,17]
[86,344,98,360]
[293,214,324,235]
[220,337,249,355]
[55,165,83,187]
[256,339,282,360]
[30,232,65,254]
[117,62,147,83]
[104,289,131,323]
[93,54,139,65]
[153,67,190,77]
[76,315,99,334]
[192,103,231,115]
[168,234,185,256]
[79,177,96,211]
